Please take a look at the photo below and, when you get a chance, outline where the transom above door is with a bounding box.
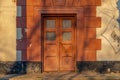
[43,15,76,72]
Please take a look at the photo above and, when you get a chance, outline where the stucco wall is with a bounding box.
[1,0,120,61]
[97,0,120,61]
[0,0,16,61]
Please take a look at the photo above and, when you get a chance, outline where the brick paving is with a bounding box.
[0,71,120,80]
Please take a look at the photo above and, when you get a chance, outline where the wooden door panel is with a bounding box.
[60,44,75,70]
[61,56,74,70]
[45,56,58,71]
[60,17,75,71]
[44,44,59,71]
[46,45,58,56]
[43,16,75,72]
[61,44,73,56]
[44,17,59,71]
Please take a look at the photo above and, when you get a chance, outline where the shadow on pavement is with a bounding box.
[0,74,23,80]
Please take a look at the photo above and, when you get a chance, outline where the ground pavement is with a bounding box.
[0,71,120,80]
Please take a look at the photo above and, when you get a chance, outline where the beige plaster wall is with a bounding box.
[1,0,120,61]
[0,0,16,61]
[97,0,120,61]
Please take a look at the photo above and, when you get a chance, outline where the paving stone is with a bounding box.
[1,72,120,80]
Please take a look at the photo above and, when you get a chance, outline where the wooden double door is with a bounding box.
[43,15,76,72]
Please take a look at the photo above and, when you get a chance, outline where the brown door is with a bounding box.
[43,16,76,72]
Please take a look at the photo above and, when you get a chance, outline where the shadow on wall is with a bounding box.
[0,0,27,76]
[5,0,43,75]
[0,1,27,76]
[76,0,120,73]
[2,1,120,78]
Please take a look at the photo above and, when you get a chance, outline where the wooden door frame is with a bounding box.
[42,15,76,72]
[35,7,85,72]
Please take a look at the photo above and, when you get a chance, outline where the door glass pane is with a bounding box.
[63,20,71,28]
[46,20,55,28]
[46,32,56,41]
[62,32,72,41]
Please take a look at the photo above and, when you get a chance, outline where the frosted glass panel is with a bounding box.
[62,32,72,41]
[46,20,55,28]
[46,32,56,41]
[63,20,71,28]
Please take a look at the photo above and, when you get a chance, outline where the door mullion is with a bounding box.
[59,17,62,71]
[58,17,61,71]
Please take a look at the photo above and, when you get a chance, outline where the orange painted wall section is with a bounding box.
[17,0,101,61]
